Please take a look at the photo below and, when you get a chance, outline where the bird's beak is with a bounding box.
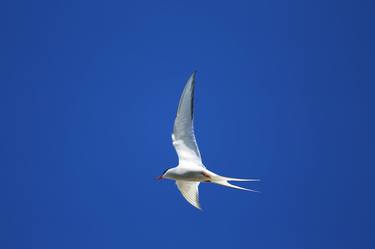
[156,175,163,180]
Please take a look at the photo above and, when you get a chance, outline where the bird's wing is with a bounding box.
[176,181,201,210]
[172,72,203,166]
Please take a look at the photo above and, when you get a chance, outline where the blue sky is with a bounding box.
[1,0,374,248]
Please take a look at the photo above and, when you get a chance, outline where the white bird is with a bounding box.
[157,71,259,210]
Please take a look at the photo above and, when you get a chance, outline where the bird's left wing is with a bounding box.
[176,181,201,210]
[172,72,203,166]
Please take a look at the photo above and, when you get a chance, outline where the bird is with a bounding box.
[157,71,259,210]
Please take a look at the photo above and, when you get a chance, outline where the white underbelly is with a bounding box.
[173,170,208,182]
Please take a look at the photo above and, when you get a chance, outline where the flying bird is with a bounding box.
[158,72,259,209]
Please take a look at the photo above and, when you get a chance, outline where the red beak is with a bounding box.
[156,175,163,180]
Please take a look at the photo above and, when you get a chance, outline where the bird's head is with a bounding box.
[156,168,171,180]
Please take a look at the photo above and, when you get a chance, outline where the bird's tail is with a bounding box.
[211,176,260,192]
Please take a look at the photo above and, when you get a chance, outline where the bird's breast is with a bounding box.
[170,169,208,182]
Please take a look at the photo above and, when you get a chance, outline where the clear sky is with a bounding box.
[1,0,374,248]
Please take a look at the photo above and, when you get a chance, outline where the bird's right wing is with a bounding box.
[176,181,201,210]
[172,72,203,166]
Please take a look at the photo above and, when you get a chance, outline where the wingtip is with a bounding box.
[245,188,261,193]
[191,71,197,81]
[192,200,202,210]
[190,70,197,80]
[195,204,203,211]
[187,200,202,210]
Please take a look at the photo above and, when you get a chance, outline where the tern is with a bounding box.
[158,72,259,209]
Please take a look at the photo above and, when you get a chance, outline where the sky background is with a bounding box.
[1,0,375,248]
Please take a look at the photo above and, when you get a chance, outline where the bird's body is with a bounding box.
[163,167,210,182]
[158,72,259,209]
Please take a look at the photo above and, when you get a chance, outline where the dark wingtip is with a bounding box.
[191,70,197,78]
[191,71,197,86]
[190,71,196,118]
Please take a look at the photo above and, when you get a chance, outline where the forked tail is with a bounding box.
[212,176,260,192]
